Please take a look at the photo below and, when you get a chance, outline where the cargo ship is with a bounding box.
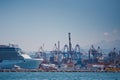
[0,44,43,69]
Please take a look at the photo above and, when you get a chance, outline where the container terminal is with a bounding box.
[0,33,120,72]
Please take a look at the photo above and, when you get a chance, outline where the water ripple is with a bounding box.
[0,72,120,80]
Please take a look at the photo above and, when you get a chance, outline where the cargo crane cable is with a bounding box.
[51,43,58,59]
[90,45,97,57]
[108,48,119,64]
[53,43,57,52]
[74,44,81,60]
[75,44,80,52]
[63,44,69,52]
[108,48,119,58]
[88,45,99,63]
[36,46,44,58]
[96,46,103,59]
[36,47,40,58]
[63,44,69,59]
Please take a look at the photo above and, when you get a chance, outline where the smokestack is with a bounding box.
[68,32,72,56]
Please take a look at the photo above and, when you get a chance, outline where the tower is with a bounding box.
[68,32,72,59]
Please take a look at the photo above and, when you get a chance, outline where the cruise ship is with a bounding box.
[0,44,43,69]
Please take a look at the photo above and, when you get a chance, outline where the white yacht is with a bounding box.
[0,44,43,69]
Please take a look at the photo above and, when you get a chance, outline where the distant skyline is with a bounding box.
[0,0,120,51]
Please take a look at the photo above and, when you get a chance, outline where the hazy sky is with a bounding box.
[0,0,120,51]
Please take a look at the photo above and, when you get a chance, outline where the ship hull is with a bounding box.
[0,59,43,69]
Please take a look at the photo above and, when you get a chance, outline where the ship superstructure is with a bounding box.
[0,44,43,69]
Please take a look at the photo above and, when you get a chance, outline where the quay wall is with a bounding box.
[0,68,120,72]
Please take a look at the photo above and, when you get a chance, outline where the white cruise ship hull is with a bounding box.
[0,59,43,69]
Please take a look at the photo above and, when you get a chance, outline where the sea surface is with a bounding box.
[0,72,120,80]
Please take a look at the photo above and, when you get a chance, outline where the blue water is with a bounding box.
[0,72,120,80]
